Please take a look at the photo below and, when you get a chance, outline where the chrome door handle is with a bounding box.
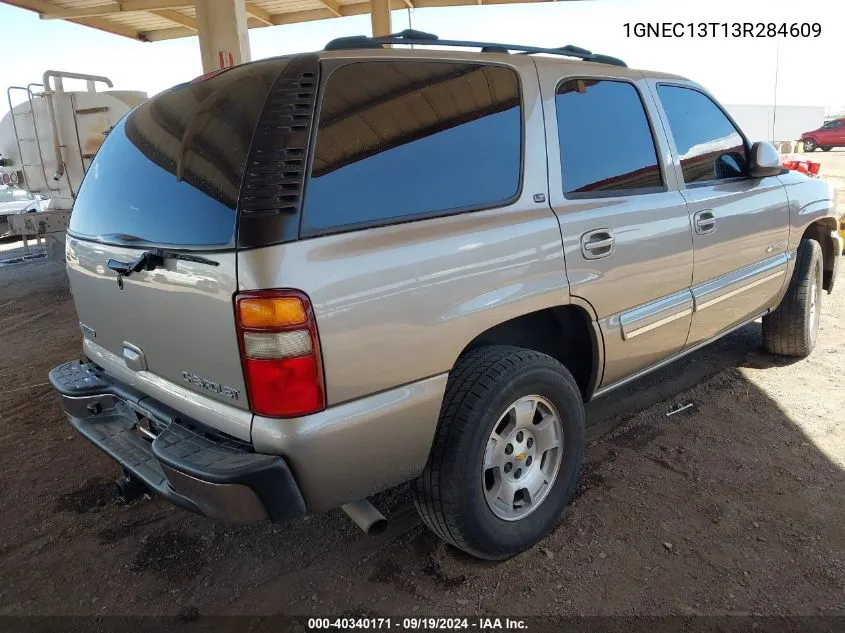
[694,210,716,235]
[581,229,615,259]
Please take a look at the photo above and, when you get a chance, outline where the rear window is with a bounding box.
[302,61,522,235]
[69,60,285,248]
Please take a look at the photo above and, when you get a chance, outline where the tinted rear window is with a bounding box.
[69,60,285,248]
[302,61,522,235]
[556,79,663,195]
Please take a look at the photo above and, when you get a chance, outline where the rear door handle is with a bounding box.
[581,229,615,259]
[694,210,717,235]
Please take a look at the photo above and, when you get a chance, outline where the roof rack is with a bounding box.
[324,29,627,67]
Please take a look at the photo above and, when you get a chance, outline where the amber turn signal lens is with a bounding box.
[238,297,307,328]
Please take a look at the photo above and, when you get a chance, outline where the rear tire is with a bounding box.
[762,239,823,357]
[411,346,585,560]
[803,139,817,152]
[821,146,832,152]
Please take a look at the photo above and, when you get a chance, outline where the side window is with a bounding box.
[302,61,522,234]
[555,79,663,195]
[656,85,748,184]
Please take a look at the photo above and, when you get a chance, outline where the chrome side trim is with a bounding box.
[696,270,785,311]
[617,290,694,341]
[592,310,767,399]
[625,308,693,339]
[692,253,788,313]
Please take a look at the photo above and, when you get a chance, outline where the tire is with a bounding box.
[821,146,832,152]
[762,239,823,357]
[411,345,585,560]
[803,139,817,152]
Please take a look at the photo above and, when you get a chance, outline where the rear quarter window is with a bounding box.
[301,60,522,235]
[69,60,284,248]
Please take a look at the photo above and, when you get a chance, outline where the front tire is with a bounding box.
[803,139,817,152]
[411,346,585,560]
[762,239,823,357]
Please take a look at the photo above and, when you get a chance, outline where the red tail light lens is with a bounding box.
[235,290,325,418]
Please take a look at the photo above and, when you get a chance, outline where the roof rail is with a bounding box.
[323,29,627,67]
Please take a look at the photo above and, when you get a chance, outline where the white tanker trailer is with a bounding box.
[0,71,147,259]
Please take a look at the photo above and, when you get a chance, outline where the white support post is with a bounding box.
[370,0,391,37]
[194,0,252,73]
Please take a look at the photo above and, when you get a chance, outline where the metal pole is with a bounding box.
[772,35,780,143]
[370,0,392,37]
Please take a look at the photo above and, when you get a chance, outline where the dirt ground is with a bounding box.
[0,158,844,620]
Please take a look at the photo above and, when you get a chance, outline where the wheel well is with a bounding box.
[802,219,837,291]
[458,306,597,400]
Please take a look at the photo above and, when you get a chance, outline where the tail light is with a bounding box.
[235,290,325,418]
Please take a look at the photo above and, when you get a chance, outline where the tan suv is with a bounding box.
[50,31,841,560]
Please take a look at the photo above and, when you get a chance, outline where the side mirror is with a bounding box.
[749,141,784,178]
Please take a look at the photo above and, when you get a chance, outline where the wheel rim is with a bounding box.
[805,140,816,151]
[482,395,564,521]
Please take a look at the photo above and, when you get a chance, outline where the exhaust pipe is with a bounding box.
[341,499,388,536]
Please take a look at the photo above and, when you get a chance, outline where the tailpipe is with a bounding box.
[341,499,388,536]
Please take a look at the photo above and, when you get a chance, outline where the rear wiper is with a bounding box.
[107,248,219,277]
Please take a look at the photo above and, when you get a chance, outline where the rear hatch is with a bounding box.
[65,59,289,419]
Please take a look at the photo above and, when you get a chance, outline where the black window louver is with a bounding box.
[237,55,319,248]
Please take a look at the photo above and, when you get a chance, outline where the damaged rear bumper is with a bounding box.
[49,360,306,523]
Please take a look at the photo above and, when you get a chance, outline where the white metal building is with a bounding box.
[725,104,825,144]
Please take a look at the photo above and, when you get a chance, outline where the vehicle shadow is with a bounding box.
[584,320,803,439]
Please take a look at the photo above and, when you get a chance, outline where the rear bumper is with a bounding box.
[49,360,306,523]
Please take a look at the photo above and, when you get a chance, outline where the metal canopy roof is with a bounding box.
[2,0,557,42]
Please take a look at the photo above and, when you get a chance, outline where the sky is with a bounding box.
[2,0,843,118]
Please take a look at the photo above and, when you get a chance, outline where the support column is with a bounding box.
[370,0,391,37]
[194,0,252,73]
